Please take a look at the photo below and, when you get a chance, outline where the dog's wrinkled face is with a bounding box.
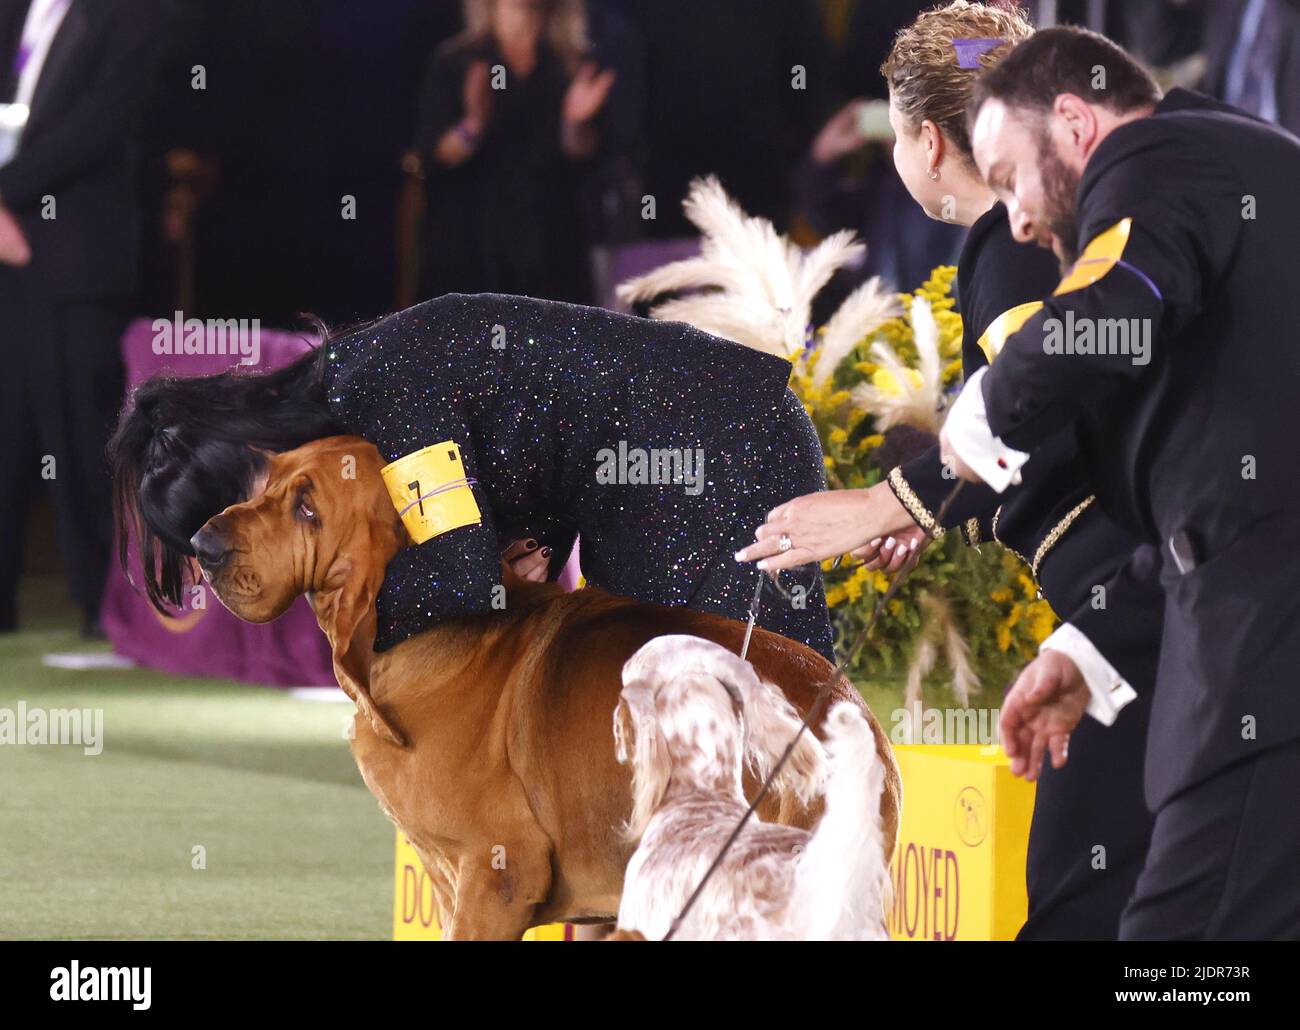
[190,436,401,623]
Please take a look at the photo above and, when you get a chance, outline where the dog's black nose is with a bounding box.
[190,520,231,568]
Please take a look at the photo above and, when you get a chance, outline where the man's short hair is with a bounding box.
[969,25,1161,126]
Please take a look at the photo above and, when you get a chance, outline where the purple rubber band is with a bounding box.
[398,477,478,517]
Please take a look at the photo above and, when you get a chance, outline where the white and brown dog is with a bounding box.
[613,635,892,941]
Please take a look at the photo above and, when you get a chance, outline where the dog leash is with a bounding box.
[661,481,965,941]
[738,572,765,661]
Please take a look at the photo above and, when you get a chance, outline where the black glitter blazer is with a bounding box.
[320,293,834,658]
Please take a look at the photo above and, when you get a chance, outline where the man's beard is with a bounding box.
[1037,132,1082,267]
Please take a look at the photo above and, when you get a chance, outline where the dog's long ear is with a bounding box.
[315,552,407,749]
[613,681,671,842]
[729,665,826,807]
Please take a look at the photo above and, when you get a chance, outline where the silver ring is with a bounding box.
[778,534,793,553]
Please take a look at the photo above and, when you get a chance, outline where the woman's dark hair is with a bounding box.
[969,25,1162,124]
[108,342,343,614]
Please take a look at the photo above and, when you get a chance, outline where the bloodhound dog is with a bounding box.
[191,436,901,940]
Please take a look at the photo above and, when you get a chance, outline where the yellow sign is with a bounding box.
[888,745,1035,941]
[394,747,1034,941]
[392,831,570,940]
[379,441,482,545]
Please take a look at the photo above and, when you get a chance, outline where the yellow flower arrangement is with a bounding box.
[790,265,1058,696]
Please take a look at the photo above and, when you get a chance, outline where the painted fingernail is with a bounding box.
[540,546,552,557]
[525,539,538,550]
[734,550,746,561]
[757,559,769,570]
[884,537,895,549]
[909,539,919,552]
[869,537,882,547]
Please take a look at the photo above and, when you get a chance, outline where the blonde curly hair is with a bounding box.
[881,1,1034,163]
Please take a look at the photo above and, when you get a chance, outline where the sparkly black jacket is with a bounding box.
[320,293,795,653]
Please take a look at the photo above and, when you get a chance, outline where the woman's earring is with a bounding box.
[928,168,940,181]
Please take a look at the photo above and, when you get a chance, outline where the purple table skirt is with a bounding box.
[102,318,337,686]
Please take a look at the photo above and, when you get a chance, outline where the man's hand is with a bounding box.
[0,206,31,266]
[734,481,917,572]
[1000,650,1090,781]
[937,427,984,485]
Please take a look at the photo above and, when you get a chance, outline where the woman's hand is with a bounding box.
[463,60,494,132]
[501,538,550,583]
[734,481,920,572]
[852,524,929,573]
[434,62,495,168]
[0,206,31,267]
[811,98,869,166]
[563,61,616,126]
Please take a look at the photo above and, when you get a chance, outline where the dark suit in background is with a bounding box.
[1125,0,1300,136]
[623,0,831,238]
[0,0,160,632]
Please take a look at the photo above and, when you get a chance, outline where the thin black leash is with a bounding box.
[661,481,965,941]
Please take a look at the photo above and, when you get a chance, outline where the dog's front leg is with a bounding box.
[444,841,554,941]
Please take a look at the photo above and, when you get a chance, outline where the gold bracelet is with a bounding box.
[887,467,945,539]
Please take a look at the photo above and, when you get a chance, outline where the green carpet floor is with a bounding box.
[0,576,914,941]
[0,579,393,940]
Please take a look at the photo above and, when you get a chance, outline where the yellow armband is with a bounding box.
[1053,218,1132,297]
[380,441,482,544]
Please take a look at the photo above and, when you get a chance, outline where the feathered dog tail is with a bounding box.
[617,636,826,829]
[793,701,891,940]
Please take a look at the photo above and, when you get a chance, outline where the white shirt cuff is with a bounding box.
[1039,622,1138,727]
[944,367,1029,493]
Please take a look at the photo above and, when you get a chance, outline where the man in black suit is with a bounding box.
[0,0,159,634]
[940,26,1300,939]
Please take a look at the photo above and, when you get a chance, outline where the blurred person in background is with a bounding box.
[796,0,966,302]
[413,0,615,304]
[0,0,160,636]
[1124,0,1300,136]
[623,0,831,239]
[140,1,454,326]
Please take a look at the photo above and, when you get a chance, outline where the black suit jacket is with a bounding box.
[891,203,1163,696]
[981,89,1300,807]
[0,0,160,298]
